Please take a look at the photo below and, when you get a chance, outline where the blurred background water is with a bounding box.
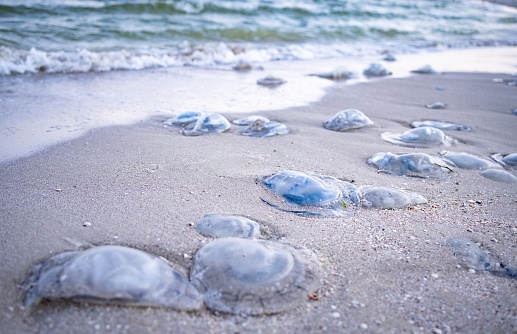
[1,0,516,75]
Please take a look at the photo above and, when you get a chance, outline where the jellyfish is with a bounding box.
[411,120,471,132]
[479,169,517,183]
[363,63,391,77]
[261,170,360,217]
[232,115,270,126]
[359,186,427,209]
[380,127,455,148]
[491,153,517,169]
[383,53,396,62]
[323,109,373,132]
[261,170,426,216]
[439,151,500,170]
[411,65,438,74]
[23,245,203,311]
[195,214,261,238]
[182,113,231,136]
[257,76,286,86]
[308,66,356,80]
[190,238,320,315]
[368,152,451,179]
[446,237,495,271]
[425,102,446,110]
[164,111,205,126]
[240,119,290,138]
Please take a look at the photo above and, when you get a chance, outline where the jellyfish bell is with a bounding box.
[182,113,231,136]
[232,115,270,126]
[439,151,500,170]
[240,119,290,138]
[164,111,205,127]
[190,237,320,315]
[323,109,373,132]
[368,152,451,179]
[381,127,455,148]
[359,185,427,209]
[195,214,261,238]
[261,171,360,217]
[23,245,202,312]
[410,120,471,132]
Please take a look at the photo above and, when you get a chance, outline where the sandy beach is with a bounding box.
[1,62,517,333]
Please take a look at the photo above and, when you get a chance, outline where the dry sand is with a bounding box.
[1,70,517,333]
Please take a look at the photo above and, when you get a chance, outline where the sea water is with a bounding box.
[1,0,517,162]
[1,0,517,75]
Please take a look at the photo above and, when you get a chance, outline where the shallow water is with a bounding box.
[2,0,516,75]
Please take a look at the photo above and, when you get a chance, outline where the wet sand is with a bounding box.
[1,70,517,333]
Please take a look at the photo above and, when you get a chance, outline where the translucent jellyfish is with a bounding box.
[232,115,270,126]
[257,75,286,86]
[232,60,252,71]
[164,111,205,126]
[359,186,427,209]
[446,237,495,270]
[383,53,396,62]
[322,109,373,132]
[368,152,451,179]
[438,151,500,170]
[240,119,290,138]
[411,65,438,74]
[23,246,203,311]
[308,66,356,80]
[261,170,360,217]
[190,237,320,315]
[363,63,391,77]
[411,120,471,132]
[195,214,261,238]
[380,127,455,148]
[182,113,231,136]
[479,169,517,183]
[513,109,517,115]
[425,102,446,109]
[491,153,517,169]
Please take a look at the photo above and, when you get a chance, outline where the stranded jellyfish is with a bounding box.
[240,119,290,138]
[164,112,231,136]
[195,214,261,238]
[411,65,438,74]
[411,120,471,132]
[182,113,231,136]
[257,76,286,86]
[479,169,517,183]
[368,152,451,179]
[491,153,517,169]
[232,116,270,126]
[164,111,205,127]
[308,66,356,80]
[359,186,427,209]
[190,237,320,315]
[261,170,360,217]
[380,127,455,148]
[383,53,396,62]
[363,63,391,77]
[323,109,373,132]
[261,170,426,216]
[438,151,500,170]
[23,246,202,311]
[446,237,494,271]
[425,102,446,110]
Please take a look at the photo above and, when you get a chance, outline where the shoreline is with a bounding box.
[1,69,517,333]
[1,46,517,164]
